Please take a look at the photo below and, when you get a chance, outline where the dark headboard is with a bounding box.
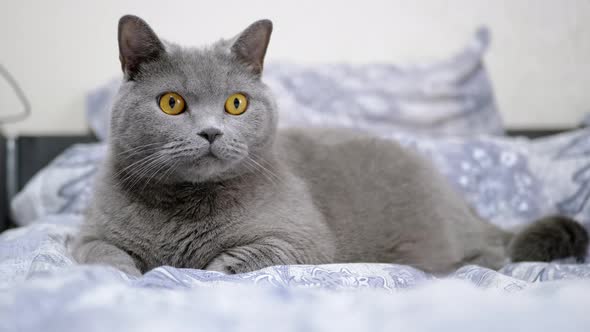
[0,136,6,232]
[0,129,572,231]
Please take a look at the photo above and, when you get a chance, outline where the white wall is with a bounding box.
[1,0,589,135]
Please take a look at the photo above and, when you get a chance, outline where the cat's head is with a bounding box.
[110,15,277,184]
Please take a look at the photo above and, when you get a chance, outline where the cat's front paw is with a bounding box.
[205,253,244,274]
[114,263,143,277]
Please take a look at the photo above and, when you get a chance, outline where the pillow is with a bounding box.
[10,144,105,224]
[85,28,503,140]
[11,129,590,231]
[266,28,503,136]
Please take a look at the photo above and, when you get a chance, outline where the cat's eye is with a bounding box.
[225,93,248,115]
[159,92,186,115]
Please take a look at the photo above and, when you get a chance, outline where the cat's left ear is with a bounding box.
[230,20,273,76]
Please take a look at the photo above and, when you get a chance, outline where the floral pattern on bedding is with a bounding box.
[1,217,588,293]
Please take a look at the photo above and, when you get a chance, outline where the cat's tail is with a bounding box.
[507,216,589,263]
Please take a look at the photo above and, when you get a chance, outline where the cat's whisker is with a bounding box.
[117,138,187,159]
[115,139,190,184]
[126,153,172,191]
[119,146,167,160]
[246,156,283,185]
[243,157,281,187]
[116,142,164,156]
[115,150,167,179]
[119,152,168,190]
[242,159,270,184]
[141,154,177,191]
[160,158,181,184]
[117,142,196,191]
[241,160,264,183]
[169,146,199,158]
[250,153,276,168]
[247,159,281,185]
[249,153,282,178]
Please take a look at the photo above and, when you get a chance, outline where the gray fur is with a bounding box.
[509,216,588,263]
[73,15,588,276]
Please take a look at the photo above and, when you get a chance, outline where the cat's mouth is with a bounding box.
[179,143,246,177]
[191,149,223,166]
[204,150,220,160]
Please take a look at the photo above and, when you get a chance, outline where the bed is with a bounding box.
[2,29,590,331]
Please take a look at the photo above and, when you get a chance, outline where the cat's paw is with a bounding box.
[113,263,142,277]
[205,253,244,274]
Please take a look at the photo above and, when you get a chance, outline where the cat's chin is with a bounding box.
[171,154,245,183]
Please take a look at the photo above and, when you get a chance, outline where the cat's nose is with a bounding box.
[198,128,223,143]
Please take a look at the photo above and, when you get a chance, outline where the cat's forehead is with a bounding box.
[139,40,256,94]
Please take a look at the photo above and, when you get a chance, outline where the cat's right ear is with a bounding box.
[118,15,165,80]
[229,20,273,76]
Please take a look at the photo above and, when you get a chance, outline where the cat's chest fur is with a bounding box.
[99,181,255,271]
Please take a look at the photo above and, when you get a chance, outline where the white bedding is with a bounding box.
[1,216,590,331]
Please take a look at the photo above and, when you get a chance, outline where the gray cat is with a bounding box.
[73,15,588,276]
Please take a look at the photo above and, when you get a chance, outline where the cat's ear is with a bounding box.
[230,20,273,75]
[118,15,165,80]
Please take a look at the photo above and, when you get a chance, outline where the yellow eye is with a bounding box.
[225,93,248,115]
[159,92,186,115]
